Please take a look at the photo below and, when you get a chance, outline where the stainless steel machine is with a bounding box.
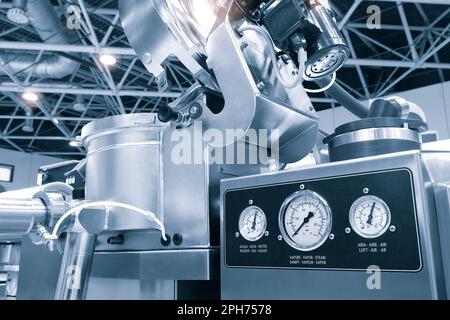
[0,0,450,300]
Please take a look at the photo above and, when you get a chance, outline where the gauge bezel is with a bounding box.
[278,190,332,252]
[238,206,267,242]
[349,195,392,239]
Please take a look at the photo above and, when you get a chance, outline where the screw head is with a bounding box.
[345,227,351,234]
[363,188,370,194]
[265,231,270,237]
[235,232,240,238]
[277,235,283,241]
[389,225,396,232]
[329,234,335,240]
[189,104,202,119]
[300,184,305,190]
[257,82,265,90]
[248,200,253,205]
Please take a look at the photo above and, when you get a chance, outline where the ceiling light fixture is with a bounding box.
[69,141,79,147]
[22,91,39,102]
[100,54,117,66]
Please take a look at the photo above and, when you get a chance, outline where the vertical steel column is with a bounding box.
[55,232,97,300]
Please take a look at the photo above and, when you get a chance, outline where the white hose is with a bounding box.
[50,201,167,241]
[239,24,302,89]
[303,72,337,93]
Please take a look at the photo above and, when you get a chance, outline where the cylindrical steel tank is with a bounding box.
[80,113,167,221]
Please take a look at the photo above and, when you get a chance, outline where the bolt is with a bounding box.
[345,228,351,234]
[363,188,370,194]
[389,225,396,232]
[329,234,335,240]
[277,235,283,241]
[265,231,269,237]
[189,104,202,119]
[300,184,305,190]
[249,200,253,205]
[235,232,240,238]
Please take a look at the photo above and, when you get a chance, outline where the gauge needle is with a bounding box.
[367,202,376,225]
[293,212,314,236]
[251,212,257,231]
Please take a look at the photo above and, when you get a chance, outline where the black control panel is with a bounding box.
[224,169,421,271]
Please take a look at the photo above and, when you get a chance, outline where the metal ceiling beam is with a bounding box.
[3,136,72,141]
[36,152,85,156]
[345,58,450,69]
[338,0,363,30]
[0,84,181,98]
[0,115,97,122]
[0,41,135,55]
[347,23,447,32]
[397,1,419,61]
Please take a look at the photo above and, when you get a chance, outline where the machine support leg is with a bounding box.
[55,232,96,300]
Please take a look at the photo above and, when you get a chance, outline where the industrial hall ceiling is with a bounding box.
[0,0,449,157]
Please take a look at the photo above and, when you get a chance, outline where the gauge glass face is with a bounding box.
[349,195,391,238]
[279,191,332,251]
[239,206,267,241]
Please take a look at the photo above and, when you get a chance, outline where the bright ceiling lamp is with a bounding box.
[69,140,80,147]
[22,91,39,102]
[100,54,117,66]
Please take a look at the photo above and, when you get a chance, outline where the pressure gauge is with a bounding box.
[349,195,391,239]
[239,206,267,242]
[279,190,332,251]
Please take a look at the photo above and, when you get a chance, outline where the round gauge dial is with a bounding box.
[239,206,267,242]
[279,190,332,251]
[349,195,391,238]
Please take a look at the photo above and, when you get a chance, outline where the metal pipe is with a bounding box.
[55,232,97,300]
[315,76,369,118]
[0,198,47,236]
[22,107,34,133]
[0,0,80,79]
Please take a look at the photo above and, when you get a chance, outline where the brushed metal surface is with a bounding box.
[221,150,448,300]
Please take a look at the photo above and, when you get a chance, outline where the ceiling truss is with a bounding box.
[0,0,448,156]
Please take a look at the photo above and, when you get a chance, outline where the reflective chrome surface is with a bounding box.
[55,232,97,300]
[0,198,46,238]
[221,146,450,299]
[81,113,166,224]
[304,4,349,80]
[328,127,421,149]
